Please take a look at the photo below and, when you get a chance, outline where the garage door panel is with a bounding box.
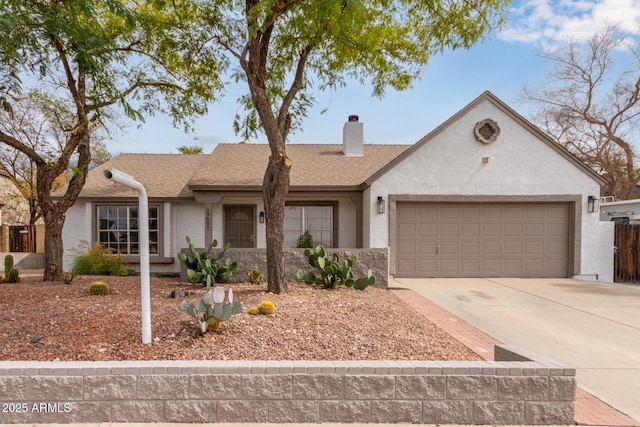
[398,223,416,237]
[419,259,437,274]
[462,241,480,255]
[419,223,437,237]
[484,223,502,236]
[483,259,501,272]
[462,207,481,220]
[504,241,523,254]
[440,223,459,236]
[440,206,460,219]
[397,241,416,255]
[461,258,480,272]
[396,202,569,278]
[418,206,438,220]
[439,259,459,272]
[547,222,568,236]
[440,241,459,255]
[483,241,501,254]
[419,241,436,255]
[525,241,544,254]
[462,223,481,237]
[505,223,523,236]
[526,223,544,236]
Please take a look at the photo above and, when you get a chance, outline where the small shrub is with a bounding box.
[5,268,19,283]
[295,230,314,248]
[89,281,109,295]
[62,271,76,284]
[247,269,264,285]
[73,244,131,276]
[248,306,260,315]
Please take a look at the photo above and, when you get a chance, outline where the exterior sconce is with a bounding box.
[377,196,385,214]
[587,196,600,213]
[482,156,492,164]
[259,211,265,223]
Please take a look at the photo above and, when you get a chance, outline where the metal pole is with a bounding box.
[103,168,152,344]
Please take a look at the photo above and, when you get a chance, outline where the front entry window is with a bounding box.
[97,206,159,255]
[284,205,334,248]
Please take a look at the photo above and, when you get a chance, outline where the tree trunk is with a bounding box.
[263,152,291,294]
[42,210,65,281]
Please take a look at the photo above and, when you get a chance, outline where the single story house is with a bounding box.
[61,91,615,282]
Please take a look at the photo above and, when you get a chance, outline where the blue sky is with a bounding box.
[108,0,640,155]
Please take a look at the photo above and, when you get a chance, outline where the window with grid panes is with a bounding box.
[97,206,159,255]
[284,205,333,248]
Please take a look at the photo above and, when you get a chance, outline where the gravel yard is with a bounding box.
[0,275,480,362]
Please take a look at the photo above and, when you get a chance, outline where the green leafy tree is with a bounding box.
[177,145,204,154]
[193,0,508,293]
[0,0,222,280]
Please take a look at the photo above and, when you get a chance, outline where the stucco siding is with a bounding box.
[62,203,90,271]
[364,98,608,281]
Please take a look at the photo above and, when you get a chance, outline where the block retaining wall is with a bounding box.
[0,345,575,425]
[179,247,390,288]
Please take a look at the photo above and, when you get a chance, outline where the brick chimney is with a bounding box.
[342,115,363,157]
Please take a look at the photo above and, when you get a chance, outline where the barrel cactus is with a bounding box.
[89,281,109,295]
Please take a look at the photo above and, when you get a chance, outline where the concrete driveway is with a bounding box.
[392,277,640,422]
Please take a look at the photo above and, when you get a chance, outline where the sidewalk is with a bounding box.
[391,287,640,427]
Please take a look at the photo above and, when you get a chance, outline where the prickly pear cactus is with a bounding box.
[179,285,242,334]
[296,245,375,290]
[177,236,239,286]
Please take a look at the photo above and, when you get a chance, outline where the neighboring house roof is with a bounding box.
[188,143,410,191]
[366,91,608,186]
[75,154,210,199]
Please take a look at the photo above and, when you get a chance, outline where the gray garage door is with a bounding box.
[396,203,570,278]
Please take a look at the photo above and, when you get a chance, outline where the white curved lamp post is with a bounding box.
[103,168,152,344]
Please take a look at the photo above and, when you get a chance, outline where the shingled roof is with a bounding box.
[76,143,410,198]
[75,154,209,199]
[189,143,410,190]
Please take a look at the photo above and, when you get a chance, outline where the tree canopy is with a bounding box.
[523,26,640,200]
[188,0,509,292]
[0,0,223,280]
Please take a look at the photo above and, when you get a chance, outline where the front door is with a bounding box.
[224,205,256,248]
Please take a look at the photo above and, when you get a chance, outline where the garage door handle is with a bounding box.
[436,244,441,255]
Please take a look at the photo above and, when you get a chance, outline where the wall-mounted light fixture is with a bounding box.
[482,156,492,164]
[377,196,385,214]
[259,211,265,223]
[587,196,600,213]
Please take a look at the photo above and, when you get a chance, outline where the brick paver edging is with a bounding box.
[0,345,575,425]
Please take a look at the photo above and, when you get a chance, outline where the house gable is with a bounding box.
[365,91,605,188]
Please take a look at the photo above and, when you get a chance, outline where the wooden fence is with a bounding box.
[0,225,45,253]
[614,223,640,283]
